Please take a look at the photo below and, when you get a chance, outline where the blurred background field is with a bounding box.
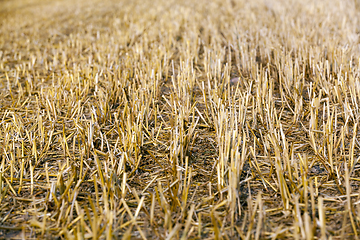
[1,0,360,239]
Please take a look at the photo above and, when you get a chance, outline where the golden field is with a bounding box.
[1,0,360,239]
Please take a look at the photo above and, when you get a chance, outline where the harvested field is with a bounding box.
[1,0,360,239]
